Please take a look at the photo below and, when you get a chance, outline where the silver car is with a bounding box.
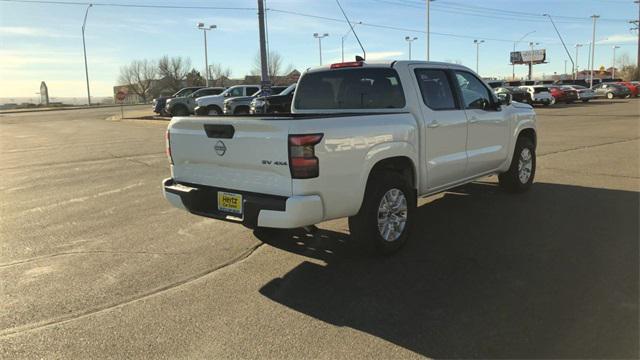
[561,85,596,102]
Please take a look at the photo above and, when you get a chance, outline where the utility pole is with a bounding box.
[473,39,484,74]
[314,33,329,65]
[574,44,583,80]
[589,15,599,88]
[81,4,92,106]
[529,42,539,81]
[405,36,418,60]
[425,0,433,60]
[197,22,216,87]
[257,0,271,96]
[632,1,639,69]
[513,31,535,80]
[612,45,620,78]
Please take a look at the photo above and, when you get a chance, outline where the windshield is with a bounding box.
[295,68,405,110]
[281,84,296,95]
[174,88,196,97]
[534,87,549,93]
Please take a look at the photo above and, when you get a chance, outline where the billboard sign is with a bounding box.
[510,49,546,65]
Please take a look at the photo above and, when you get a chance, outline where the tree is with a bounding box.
[251,51,294,84]
[158,56,192,93]
[185,69,205,86]
[118,59,157,103]
[209,63,232,87]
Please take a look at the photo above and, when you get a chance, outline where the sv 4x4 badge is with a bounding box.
[262,160,288,166]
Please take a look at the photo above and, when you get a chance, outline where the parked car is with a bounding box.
[250,84,297,114]
[163,60,537,254]
[560,85,596,102]
[166,87,225,116]
[520,85,554,106]
[194,85,260,116]
[592,83,632,99]
[153,87,204,116]
[223,86,288,115]
[486,80,504,89]
[615,82,639,97]
[548,86,578,104]
[494,86,530,104]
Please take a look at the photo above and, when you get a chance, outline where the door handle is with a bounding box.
[427,121,440,128]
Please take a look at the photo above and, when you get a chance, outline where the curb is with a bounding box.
[0,103,149,115]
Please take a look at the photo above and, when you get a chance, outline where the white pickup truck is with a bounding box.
[163,61,537,254]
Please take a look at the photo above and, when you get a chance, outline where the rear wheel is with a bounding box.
[348,172,416,255]
[499,136,536,193]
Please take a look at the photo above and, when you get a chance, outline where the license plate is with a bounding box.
[217,192,243,215]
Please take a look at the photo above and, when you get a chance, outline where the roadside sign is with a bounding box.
[116,90,127,102]
[510,49,547,65]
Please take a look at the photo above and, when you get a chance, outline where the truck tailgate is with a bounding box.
[169,116,292,196]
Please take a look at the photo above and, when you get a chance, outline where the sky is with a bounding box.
[0,0,638,98]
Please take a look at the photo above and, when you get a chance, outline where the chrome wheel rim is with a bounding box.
[518,148,533,184]
[377,188,408,242]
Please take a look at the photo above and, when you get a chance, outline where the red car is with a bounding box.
[548,86,579,104]
[615,82,639,97]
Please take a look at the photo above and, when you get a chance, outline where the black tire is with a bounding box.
[543,102,550,107]
[348,171,416,255]
[606,92,614,99]
[172,105,189,117]
[582,99,589,103]
[499,136,536,193]
[206,106,222,116]
[234,106,250,115]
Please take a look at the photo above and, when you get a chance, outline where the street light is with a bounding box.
[512,30,535,80]
[197,22,217,87]
[314,33,329,65]
[612,45,620,78]
[341,22,362,62]
[473,39,484,74]
[589,15,599,88]
[529,41,540,80]
[405,36,418,60]
[574,44,583,80]
[425,0,435,60]
[81,4,92,106]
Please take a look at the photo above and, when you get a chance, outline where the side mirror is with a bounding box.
[497,93,512,106]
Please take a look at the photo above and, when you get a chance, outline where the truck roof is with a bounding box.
[305,60,473,73]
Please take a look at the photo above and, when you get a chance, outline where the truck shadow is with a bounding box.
[255,182,639,358]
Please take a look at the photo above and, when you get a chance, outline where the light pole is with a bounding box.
[589,15,599,88]
[574,44,583,80]
[81,4,92,106]
[529,41,540,80]
[341,22,362,62]
[405,36,418,60]
[612,45,620,78]
[314,33,329,65]
[197,22,217,87]
[425,0,434,60]
[473,39,484,74]
[512,30,536,80]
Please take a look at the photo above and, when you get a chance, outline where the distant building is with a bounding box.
[39,81,49,105]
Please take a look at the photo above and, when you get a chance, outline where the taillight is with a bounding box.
[288,134,323,179]
[165,129,173,164]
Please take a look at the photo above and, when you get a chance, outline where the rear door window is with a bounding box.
[295,68,405,110]
[414,69,457,110]
[246,87,260,96]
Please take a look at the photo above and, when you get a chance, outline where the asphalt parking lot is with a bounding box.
[1,100,638,358]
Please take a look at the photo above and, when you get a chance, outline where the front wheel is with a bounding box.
[348,172,416,255]
[606,92,614,99]
[499,136,536,193]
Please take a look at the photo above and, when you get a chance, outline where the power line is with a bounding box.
[0,0,256,10]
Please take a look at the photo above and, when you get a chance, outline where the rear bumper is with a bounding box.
[162,178,324,229]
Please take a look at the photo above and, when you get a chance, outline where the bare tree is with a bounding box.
[158,56,192,93]
[209,63,232,87]
[251,51,294,84]
[118,59,157,103]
